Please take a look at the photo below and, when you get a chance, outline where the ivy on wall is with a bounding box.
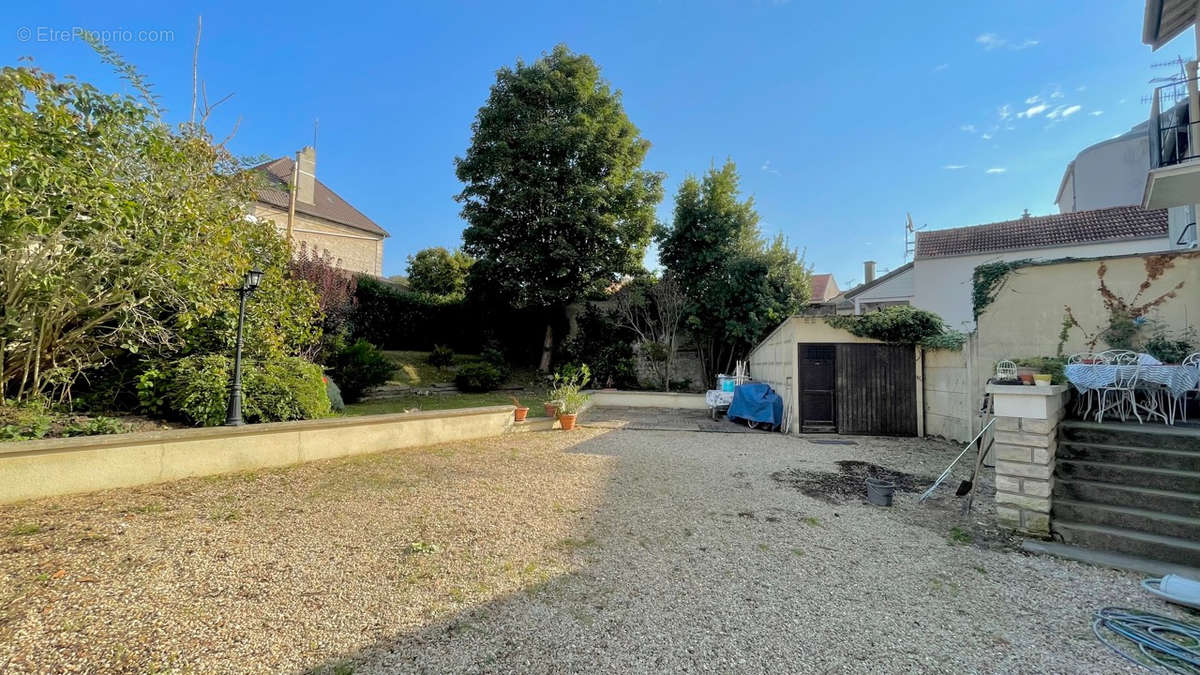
[825,306,966,351]
[971,259,1033,319]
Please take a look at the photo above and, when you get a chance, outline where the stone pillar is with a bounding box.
[986,384,1069,536]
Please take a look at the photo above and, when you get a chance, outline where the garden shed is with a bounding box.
[748,318,924,436]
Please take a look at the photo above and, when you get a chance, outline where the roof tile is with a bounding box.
[253,158,388,238]
[914,206,1166,259]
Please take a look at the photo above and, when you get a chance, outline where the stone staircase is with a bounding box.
[1053,421,1200,566]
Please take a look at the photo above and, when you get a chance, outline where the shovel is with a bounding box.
[957,435,993,496]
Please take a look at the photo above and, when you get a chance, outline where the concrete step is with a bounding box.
[1053,478,1200,519]
[1058,442,1200,471]
[1052,520,1200,567]
[1052,499,1200,542]
[1055,459,1199,493]
[1059,420,1200,453]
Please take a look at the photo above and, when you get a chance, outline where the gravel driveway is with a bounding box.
[0,423,1189,673]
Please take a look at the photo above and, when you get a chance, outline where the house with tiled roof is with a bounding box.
[911,205,1169,329]
[250,147,388,277]
[808,273,840,305]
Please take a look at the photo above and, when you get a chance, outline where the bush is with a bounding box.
[428,345,455,368]
[827,306,956,347]
[560,305,638,388]
[167,355,331,426]
[329,339,397,404]
[325,376,345,412]
[480,345,512,380]
[455,362,504,392]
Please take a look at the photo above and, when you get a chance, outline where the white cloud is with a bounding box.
[981,132,993,140]
[1025,95,1042,104]
[1061,105,1082,117]
[976,33,1005,50]
[998,104,1012,120]
[1017,103,1048,118]
[960,124,977,133]
[943,164,967,170]
[978,33,1039,51]
[1050,87,1064,99]
[760,160,781,176]
[933,63,949,72]
[986,167,1007,174]
[1090,110,1104,116]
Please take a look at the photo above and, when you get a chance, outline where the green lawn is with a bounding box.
[345,351,552,417]
[381,350,482,387]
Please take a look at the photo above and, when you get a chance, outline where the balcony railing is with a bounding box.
[1150,77,1200,168]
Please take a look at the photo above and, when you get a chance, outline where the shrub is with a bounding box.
[325,377,345,412]
[559,305,638,388]
[428,345,455,368]
[243,358,332,423]
[826,306,961,349]
[455,362,504,392]
[1142,325,1196,364]
[329,340,397,404]
[480,345,511,380]
[167,355,332,426]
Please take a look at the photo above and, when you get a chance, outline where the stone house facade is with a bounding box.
[250,147,388,276]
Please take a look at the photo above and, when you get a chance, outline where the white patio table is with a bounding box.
[1065,363,1200,399]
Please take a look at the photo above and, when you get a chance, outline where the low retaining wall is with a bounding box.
[0,406,517,504]
[587,390,708,409]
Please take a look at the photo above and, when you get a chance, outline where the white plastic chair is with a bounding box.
[1180,352,1200,422]
[1067,352,1102,419]
[1095,351,1141,423]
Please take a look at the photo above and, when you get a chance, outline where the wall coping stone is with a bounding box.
[0,405,515,459]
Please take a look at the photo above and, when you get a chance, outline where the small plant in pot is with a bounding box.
[557,389,590,430]
[549,364,591,430]
[511,396,529,422]
[544,400,562,417]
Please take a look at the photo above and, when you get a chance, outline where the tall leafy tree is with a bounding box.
[456,44,664,370]
[657,160,810,384]
[406,247,473,296]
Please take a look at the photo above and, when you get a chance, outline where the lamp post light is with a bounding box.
[224,269,264,426]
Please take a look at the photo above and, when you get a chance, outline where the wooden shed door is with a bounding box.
[797,345,836,432]
[833,343,917,436]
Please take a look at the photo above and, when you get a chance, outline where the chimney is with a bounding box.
[296,146,316,205]
[863,260,876,283]
[1021,208,1031,219]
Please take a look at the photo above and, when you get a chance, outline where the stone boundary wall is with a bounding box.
[0,406,517,504]
[587,390,707,409]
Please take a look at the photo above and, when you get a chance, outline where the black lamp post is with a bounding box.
[224,269,264,426]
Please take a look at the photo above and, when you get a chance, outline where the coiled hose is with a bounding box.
[1092,607,1200,673]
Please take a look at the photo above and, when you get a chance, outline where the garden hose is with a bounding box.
[1092,607,1200,673]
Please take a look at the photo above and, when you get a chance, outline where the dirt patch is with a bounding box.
[770,460,929,505]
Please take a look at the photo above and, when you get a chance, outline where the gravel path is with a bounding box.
[0,424,1191,673]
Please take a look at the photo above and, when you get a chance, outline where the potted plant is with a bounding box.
[543,400,562,418]
[557,389,590,430]
[511,396,529,422]
[549,364,591,430]
[1033,373,1052,386]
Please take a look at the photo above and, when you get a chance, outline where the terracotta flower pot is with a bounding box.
[558,413,577,430]
[513,407,529,422]
[1018,373,1035,385]
[544,403,559,417]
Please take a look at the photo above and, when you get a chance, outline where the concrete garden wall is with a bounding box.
[0,406,517,504]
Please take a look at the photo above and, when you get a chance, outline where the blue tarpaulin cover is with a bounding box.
[726,382,783,428]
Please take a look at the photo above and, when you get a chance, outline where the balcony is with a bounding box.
[1144,75,1200,209]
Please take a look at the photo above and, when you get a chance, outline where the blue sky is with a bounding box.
[3,1,1193,286]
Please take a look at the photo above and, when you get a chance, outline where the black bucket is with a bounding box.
[866,477,896,506]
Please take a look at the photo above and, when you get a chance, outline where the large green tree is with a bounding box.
[455,44,664,370]
[657,160,810,384]
[405,247,473,296]
[0,61,319,402]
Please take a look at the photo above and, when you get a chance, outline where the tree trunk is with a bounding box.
[538,322,554,373]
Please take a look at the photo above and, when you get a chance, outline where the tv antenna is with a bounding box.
[903,213,926,262]
[1144,56,1193,104]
